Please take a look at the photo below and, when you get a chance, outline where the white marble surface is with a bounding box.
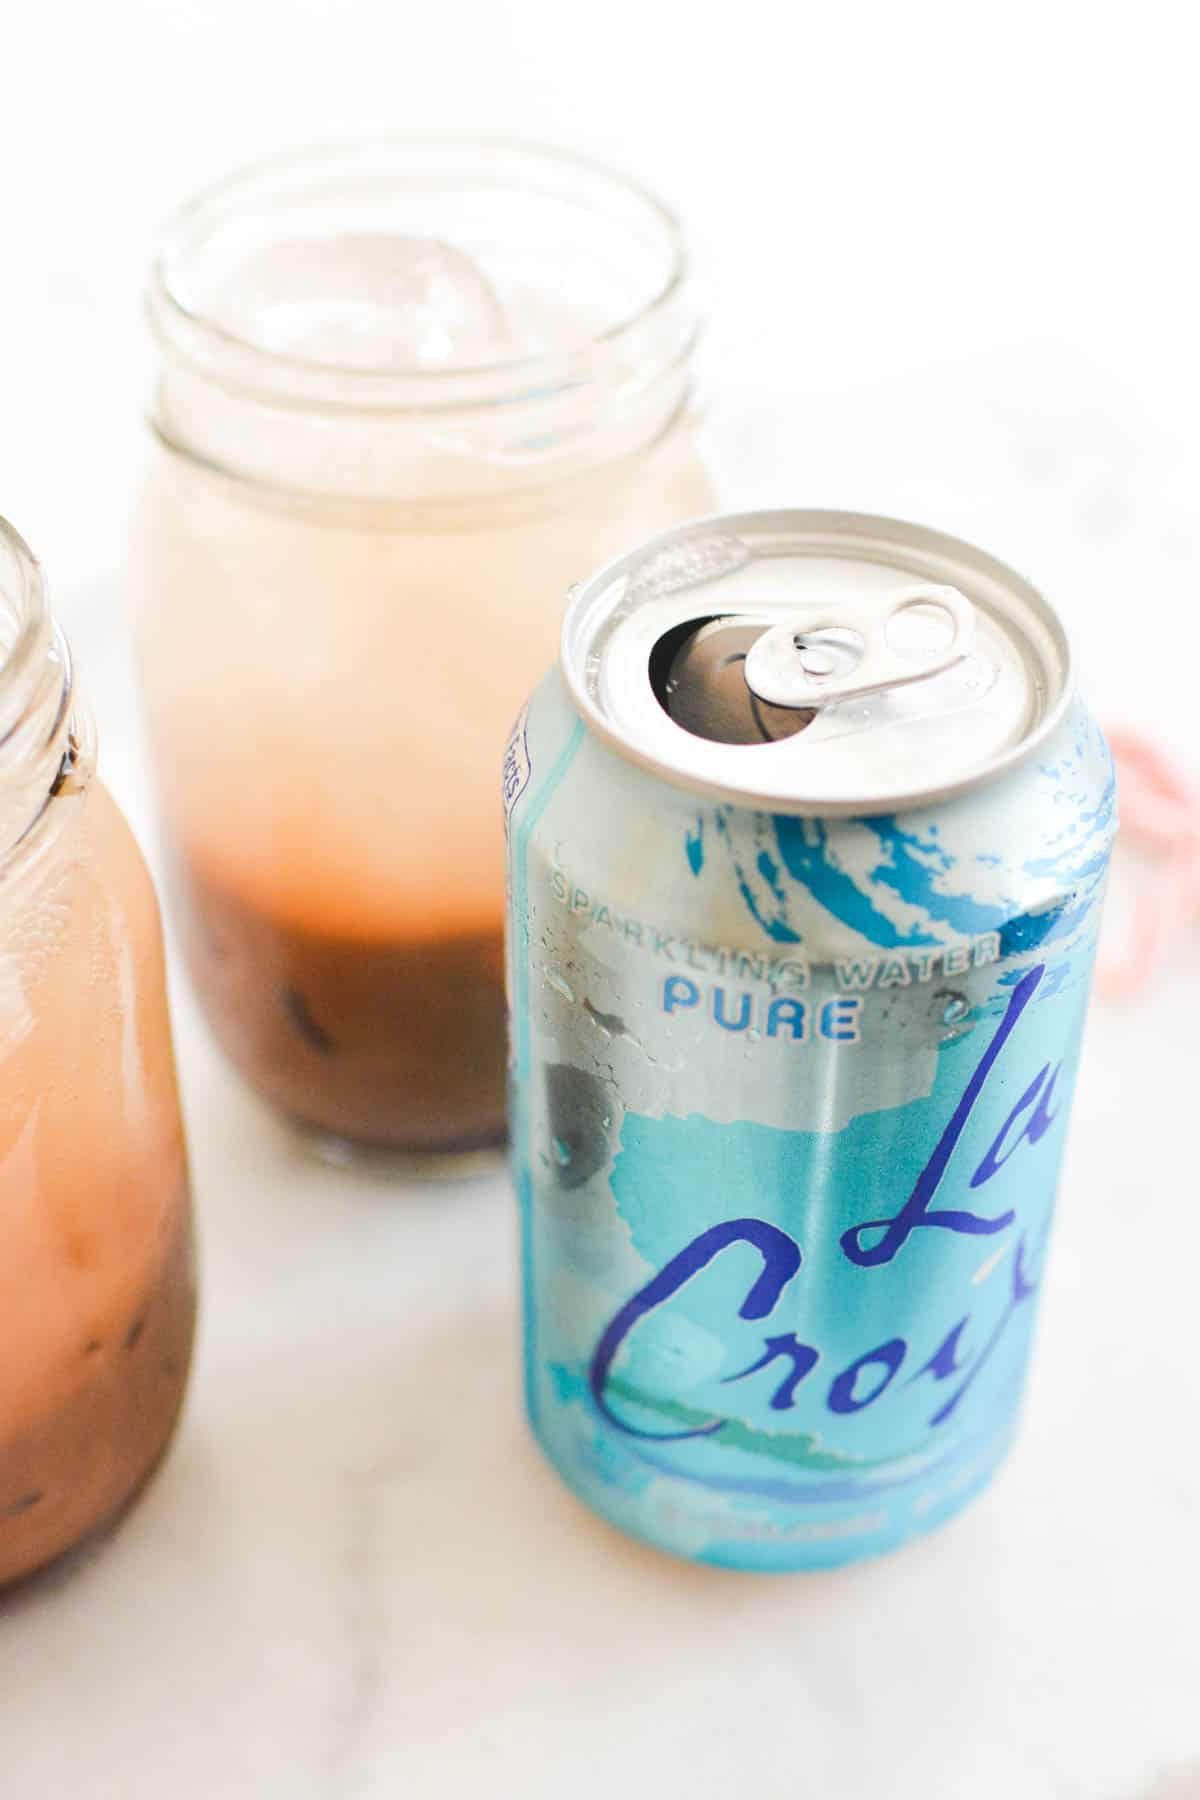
[5,962,1200,1800]
[0,342,1196,1800]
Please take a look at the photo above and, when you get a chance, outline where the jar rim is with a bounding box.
[0,514,93,873]
[147,136,691,410]
[0,514,48,718]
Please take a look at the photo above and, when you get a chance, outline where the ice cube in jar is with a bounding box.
[0,517,194,1587]
[203,233,514,368]
[134,140,714,1170]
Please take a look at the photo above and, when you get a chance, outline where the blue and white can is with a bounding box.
[506,510,1115,1570]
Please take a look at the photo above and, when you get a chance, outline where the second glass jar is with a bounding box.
[1,517,195,1585]
[133,140,713,1167]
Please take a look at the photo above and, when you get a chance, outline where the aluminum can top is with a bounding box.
[561,509,1073,816]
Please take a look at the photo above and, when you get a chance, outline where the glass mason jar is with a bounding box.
[0,518,195,1587]
[132,140,714,1169]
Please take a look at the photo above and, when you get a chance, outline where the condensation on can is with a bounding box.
[506,510,1115,1571]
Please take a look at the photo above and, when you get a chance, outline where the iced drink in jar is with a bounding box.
[1,517,195,1586]
[133,141,712,1168]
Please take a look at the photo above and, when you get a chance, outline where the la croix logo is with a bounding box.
[590,964,1063,1438]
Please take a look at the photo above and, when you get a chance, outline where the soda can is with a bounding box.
[505,510,1115,1571]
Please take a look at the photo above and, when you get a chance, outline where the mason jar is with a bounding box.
[132,140,714,1171]
[1,517,195,1587]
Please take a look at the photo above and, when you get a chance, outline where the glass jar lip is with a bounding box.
[0,513,94,873]
[148,135,692,407]
[0,513,48,709]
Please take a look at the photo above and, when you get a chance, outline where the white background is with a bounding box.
[1,5,1199,1797]
[4,0,1200,717]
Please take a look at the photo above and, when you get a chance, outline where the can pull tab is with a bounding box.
[743,583,976,711]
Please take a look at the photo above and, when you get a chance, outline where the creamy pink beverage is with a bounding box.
[133,143,713,1166]
[1,519,194,1586]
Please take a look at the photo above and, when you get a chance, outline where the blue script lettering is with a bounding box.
[910,1315,972,1383]
[839,963,1045,1267]
[722,1333,820,1410]
[589,1219,803,1441]
[590,960,1063,1443]
[590,1222,1046,1439]
[926,1231,1041,1425]
[970,1062,1061,1188]
[827,1339,907,1414]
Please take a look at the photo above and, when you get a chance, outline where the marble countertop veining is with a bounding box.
[2,346,1199,1799]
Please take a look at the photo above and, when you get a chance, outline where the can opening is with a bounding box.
[651,617,816,745]
[566,511,1072,813]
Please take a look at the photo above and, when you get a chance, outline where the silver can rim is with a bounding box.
[559,507,1075,818]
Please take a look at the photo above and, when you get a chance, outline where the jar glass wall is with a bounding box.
[0,518,195,1587]
[133,140,714,1168]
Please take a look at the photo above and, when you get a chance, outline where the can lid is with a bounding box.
[560,510,1073,815]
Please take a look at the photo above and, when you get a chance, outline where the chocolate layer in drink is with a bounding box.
[174,861,507,1153]
[0,1203,196,1588]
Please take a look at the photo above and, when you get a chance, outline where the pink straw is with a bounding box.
[1098,727,1200,998]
